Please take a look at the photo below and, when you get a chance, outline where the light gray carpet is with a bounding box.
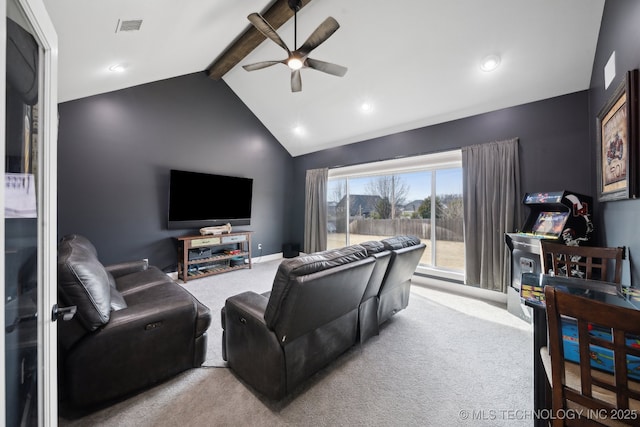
[59,260,534,426]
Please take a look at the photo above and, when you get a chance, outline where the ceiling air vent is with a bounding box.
[115,19,143,33]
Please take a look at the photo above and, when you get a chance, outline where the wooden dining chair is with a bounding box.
[540,241,624,285]
[541,286,640,426]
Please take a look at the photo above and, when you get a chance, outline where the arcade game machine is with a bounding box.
[505,191,593,321]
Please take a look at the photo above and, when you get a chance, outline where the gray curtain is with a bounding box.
[304,168,328,254]
[462,138,521,292]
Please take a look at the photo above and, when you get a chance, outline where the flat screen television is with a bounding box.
[531,211,570,237]
[167,169,253,229]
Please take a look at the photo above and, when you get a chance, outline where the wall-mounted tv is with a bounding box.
[167,169,253,230]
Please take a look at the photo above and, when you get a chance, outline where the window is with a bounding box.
[327,151,464,280]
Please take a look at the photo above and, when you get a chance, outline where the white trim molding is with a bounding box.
[3,0,59,425]
[0,1,7,423]
[329,150,462,179]
[412,274,507,305]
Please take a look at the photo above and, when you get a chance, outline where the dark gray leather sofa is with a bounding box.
[57,234,212,409]
[221,236,425,399]
[221,244,376,400]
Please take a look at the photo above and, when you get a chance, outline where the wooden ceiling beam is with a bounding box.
[207,0,313,80]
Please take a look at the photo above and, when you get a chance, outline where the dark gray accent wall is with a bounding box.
[58,0,637,284]
[589,0,640,283]
[57,72,293,270]
[291,91,591,248]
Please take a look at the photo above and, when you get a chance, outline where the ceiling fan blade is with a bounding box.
[248,13,291,54]
[297,17,340,57]
[306,58,347,77]
[291,69,302,92]
[242,60,284,71]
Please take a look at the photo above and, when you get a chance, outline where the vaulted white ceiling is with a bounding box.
[43,0,605,156]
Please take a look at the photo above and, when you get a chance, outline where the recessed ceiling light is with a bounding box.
[293,124,306,136]
[360,102,373,112]
[108,64,127,73]
[480,54,501,72]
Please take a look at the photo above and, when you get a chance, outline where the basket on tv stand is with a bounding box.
[176,231,252,282]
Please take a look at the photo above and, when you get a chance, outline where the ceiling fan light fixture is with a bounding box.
[480,54,501,72]
[242,10,346,92]
[288,57,304,70]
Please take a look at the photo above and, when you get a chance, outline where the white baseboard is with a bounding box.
[412,274,507,305]
[252,252,283,263]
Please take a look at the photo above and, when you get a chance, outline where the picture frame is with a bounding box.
[596,69,639,202]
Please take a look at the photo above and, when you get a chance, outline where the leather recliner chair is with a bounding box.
[357,240,392,343]
[377,235,426,324]
[57,234,212,409]
[221,245,375,400]
[357,236,426,343]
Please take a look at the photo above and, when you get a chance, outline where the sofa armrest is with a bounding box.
[226,291,269,325]
[106,297,193,333]
[62,297,197,407]
[105,259,149,278]
[224,291,287,399]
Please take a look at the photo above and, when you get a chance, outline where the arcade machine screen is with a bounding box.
[530,211,570,238]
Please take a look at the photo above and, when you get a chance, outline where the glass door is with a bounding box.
[3,0,58,425]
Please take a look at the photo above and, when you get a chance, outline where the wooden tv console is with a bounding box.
[176,231,252,282]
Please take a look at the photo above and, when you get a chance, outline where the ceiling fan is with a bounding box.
[242,0,347,92]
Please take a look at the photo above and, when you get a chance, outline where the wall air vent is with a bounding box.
[116,19,143,33]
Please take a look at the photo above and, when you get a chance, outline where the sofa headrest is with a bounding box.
[57,239,112,331]
[381,235,422,250]
[264,245,368,326]
[60,234,98,257]
[280,245,368,277]
[360,240,387,255]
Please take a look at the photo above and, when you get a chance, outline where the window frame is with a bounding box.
[328,150,464,282]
